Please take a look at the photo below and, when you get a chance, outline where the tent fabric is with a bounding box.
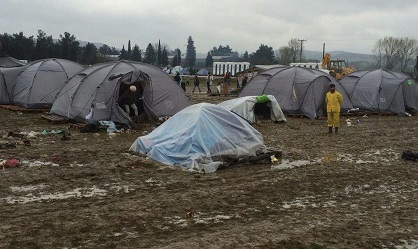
[340,69,418,115]
[10,58,83,108]
[50,60,191,124]
[0,66,27,104]
[196,69,209,76]
[0,56,26,68]
[239,66,353,119]
[217,95,287,124]
[129,103,266,172]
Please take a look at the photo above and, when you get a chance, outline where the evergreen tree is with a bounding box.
[131,44,142,62]
[210,45,233,56]
[161,46,169,66]
[127,40,132,60]
[171,48,181,67]
[34,30,55,60]
[80,42,98,65]
[205,52,213,67]
[120,45,127,60]
[157,40,162,66]
[243,51,249,62]
[143,43,156,64]
[249,44,275,65]
[185,36,196,67]
[0,33,13,55]
[11,32,35,61]
[58,32,79,61]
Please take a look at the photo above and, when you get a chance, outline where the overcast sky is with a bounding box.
[1,0,417,55]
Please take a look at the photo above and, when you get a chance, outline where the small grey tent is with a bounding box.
[10,58,83,108]
[239,66,353,119]
[217,95,287,124]
[0,66,27,104]
[340,69,418,115]
[50,60,191,124]
[0,55,26,68]
[129,103,266,172]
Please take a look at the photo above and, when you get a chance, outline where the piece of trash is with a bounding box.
[346,119,353,126]
[270,155,279,163]
[3,158,20,168]
[41,129,48,135]
[363,114,368,118]
[60,134,71,141]
[27,131,38,139]
[142,131,148,135]
[347,108,359,113]
[0,141,16,149]
[401,150,418,161]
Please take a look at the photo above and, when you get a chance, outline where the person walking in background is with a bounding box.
[180,76,186,91]
[174,72,181,85]
[192,75,201,93]
[206,72,213,93]
[326,83,343,134]
[241,75,248,88]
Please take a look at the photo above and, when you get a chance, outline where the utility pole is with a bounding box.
[298,39,307,62]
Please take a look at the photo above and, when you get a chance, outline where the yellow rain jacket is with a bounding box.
[326,90,343,113]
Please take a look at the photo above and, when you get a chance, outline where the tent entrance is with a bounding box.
[116,71,149,118]
[254,102,272,120]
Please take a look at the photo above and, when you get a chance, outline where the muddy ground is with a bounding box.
[1,84,418,249]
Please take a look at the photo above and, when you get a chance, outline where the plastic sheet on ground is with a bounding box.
[129,103,266,172]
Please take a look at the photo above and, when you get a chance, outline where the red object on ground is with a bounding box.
[4,158,20,168]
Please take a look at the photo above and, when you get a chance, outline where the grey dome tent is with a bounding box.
[239,66,353,119]
[129,103,266,173]
[0,55,26,68]
[50,60,191,124]
[0,66,27,104]
[11,58,83,108]
[340,69,418,115]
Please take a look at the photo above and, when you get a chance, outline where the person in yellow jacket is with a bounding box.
[326,83,343,133]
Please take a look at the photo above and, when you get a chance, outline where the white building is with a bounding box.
[213,62,250,76]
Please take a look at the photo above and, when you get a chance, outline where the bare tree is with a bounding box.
[287,38,301,63]
[278,38,301,65]
[398,37,418,72]
[373,36,418,72]
[278,46,293,65]
[373,36,400,70]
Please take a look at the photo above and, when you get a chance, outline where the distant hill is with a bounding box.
[302,50,374,63]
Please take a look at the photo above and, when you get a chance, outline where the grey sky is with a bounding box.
[1,0,417,55]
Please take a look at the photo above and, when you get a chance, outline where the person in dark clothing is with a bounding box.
[206,72,212,93]
[241,76,248,88]
[180,76,186,91]
[174,72,181,85]
[118,85,138,116]
[192,75,201,93]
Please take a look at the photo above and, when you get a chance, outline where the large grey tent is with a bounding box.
[239,66,353,119]
[0,66,27,104]
[217,95,287,124]
[340,69,418,115]
[50,60,191,124]
[130,103,266,172]
[10,58,83,108]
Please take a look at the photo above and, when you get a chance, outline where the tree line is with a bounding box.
[1,30,416,73]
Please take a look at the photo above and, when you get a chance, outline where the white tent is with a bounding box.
[218,95,287,124]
